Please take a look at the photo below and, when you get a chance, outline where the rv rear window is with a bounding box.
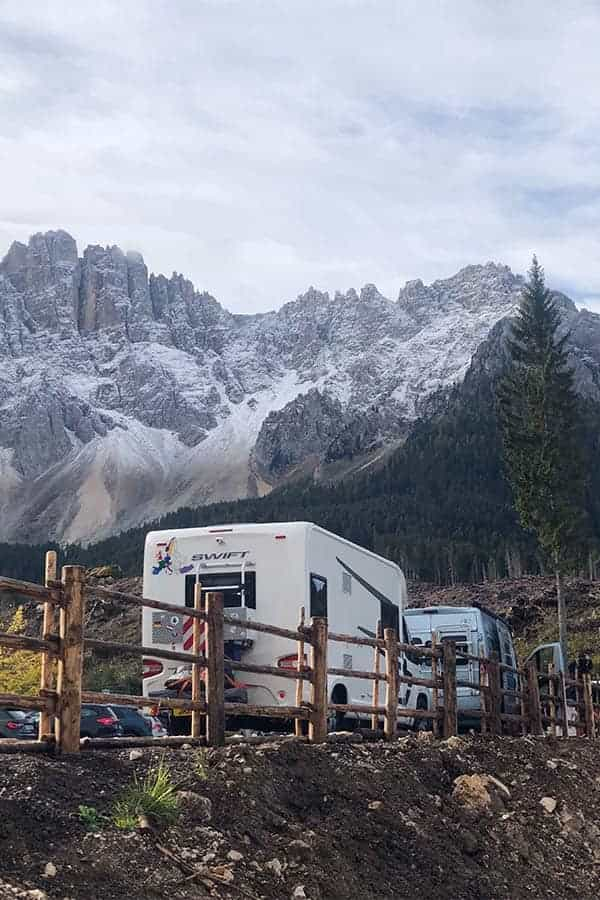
[439,634,469,666]
[310,574,328,618]
[185,573,256,609]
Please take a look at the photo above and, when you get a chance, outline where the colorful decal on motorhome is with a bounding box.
[152,538,176,575]
[179,563,194,574]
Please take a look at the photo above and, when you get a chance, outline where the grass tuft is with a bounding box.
[194,749,209,781]
[112,760,179,829]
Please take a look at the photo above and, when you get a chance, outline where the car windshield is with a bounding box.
[7,710,27,720]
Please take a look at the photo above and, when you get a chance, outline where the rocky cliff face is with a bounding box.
[0,230,554,543]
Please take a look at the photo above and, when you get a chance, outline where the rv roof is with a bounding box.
[405,603,510,626]
[404,606,480,615]
[145,522,403,574]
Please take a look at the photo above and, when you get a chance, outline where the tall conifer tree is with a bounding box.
[498,256,584,664]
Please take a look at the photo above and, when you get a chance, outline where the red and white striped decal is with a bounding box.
[182,615,206,653]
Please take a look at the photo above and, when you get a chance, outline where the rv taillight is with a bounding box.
[275,534,286,540]
[277,653,307,671]
[142,658,164,679]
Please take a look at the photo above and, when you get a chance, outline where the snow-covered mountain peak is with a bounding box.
[0,230,531,543]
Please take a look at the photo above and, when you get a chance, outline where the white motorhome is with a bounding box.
[403,605,519,727]
[142,522,407,726]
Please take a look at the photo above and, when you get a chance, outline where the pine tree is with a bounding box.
[498,256,585,664]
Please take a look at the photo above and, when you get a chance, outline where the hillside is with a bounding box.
[2,736,600,899]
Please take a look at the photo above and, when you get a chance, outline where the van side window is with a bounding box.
[310,574,328,618]
[534,646,555,673]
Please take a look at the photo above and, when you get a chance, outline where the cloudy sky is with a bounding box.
[1,0,600,313]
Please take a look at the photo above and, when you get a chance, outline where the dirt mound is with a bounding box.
[1,735,600,899]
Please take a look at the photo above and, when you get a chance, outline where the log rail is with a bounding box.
[1,552,599,752]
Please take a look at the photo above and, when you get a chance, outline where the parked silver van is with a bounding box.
[403,605,519,728]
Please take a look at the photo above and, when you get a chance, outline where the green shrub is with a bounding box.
[83,658,141,695]
[78,805,107,830]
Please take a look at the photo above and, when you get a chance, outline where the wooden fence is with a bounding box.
[0,556,598,753]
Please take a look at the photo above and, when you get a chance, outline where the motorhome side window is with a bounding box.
[310,574,328,618]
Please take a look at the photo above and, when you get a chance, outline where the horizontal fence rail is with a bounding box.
[1,551,600,753]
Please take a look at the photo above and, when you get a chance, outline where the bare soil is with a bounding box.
[1,735,600,900]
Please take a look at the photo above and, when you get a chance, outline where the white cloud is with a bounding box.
[1,0,600,311]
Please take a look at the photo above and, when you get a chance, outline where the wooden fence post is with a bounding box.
[442,640,458,738]
[370,620,382,732]
[295,606,306,738]
[309,616,328,743]
[578,676,587,737]
[205,591,225,747]
[39,550,57,740]
[526,662,543,735]
[55,565,85,754]
[560,671,570,738]
[583,674,596,739]
[487,652,502,735]
[548,665,557,737]
[384,627,399,740]
[191,581,204,739]
[519,668,528,736]
[479,658,488,735]
[431,636,440,737]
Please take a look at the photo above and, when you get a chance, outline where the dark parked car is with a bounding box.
[80,704,123,739]
[110,705,153,737]
[0,709,37,739]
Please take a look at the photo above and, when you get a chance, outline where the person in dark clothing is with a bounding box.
[569,651,594,678]
[578,651,594,676]
[568,658,577,679]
